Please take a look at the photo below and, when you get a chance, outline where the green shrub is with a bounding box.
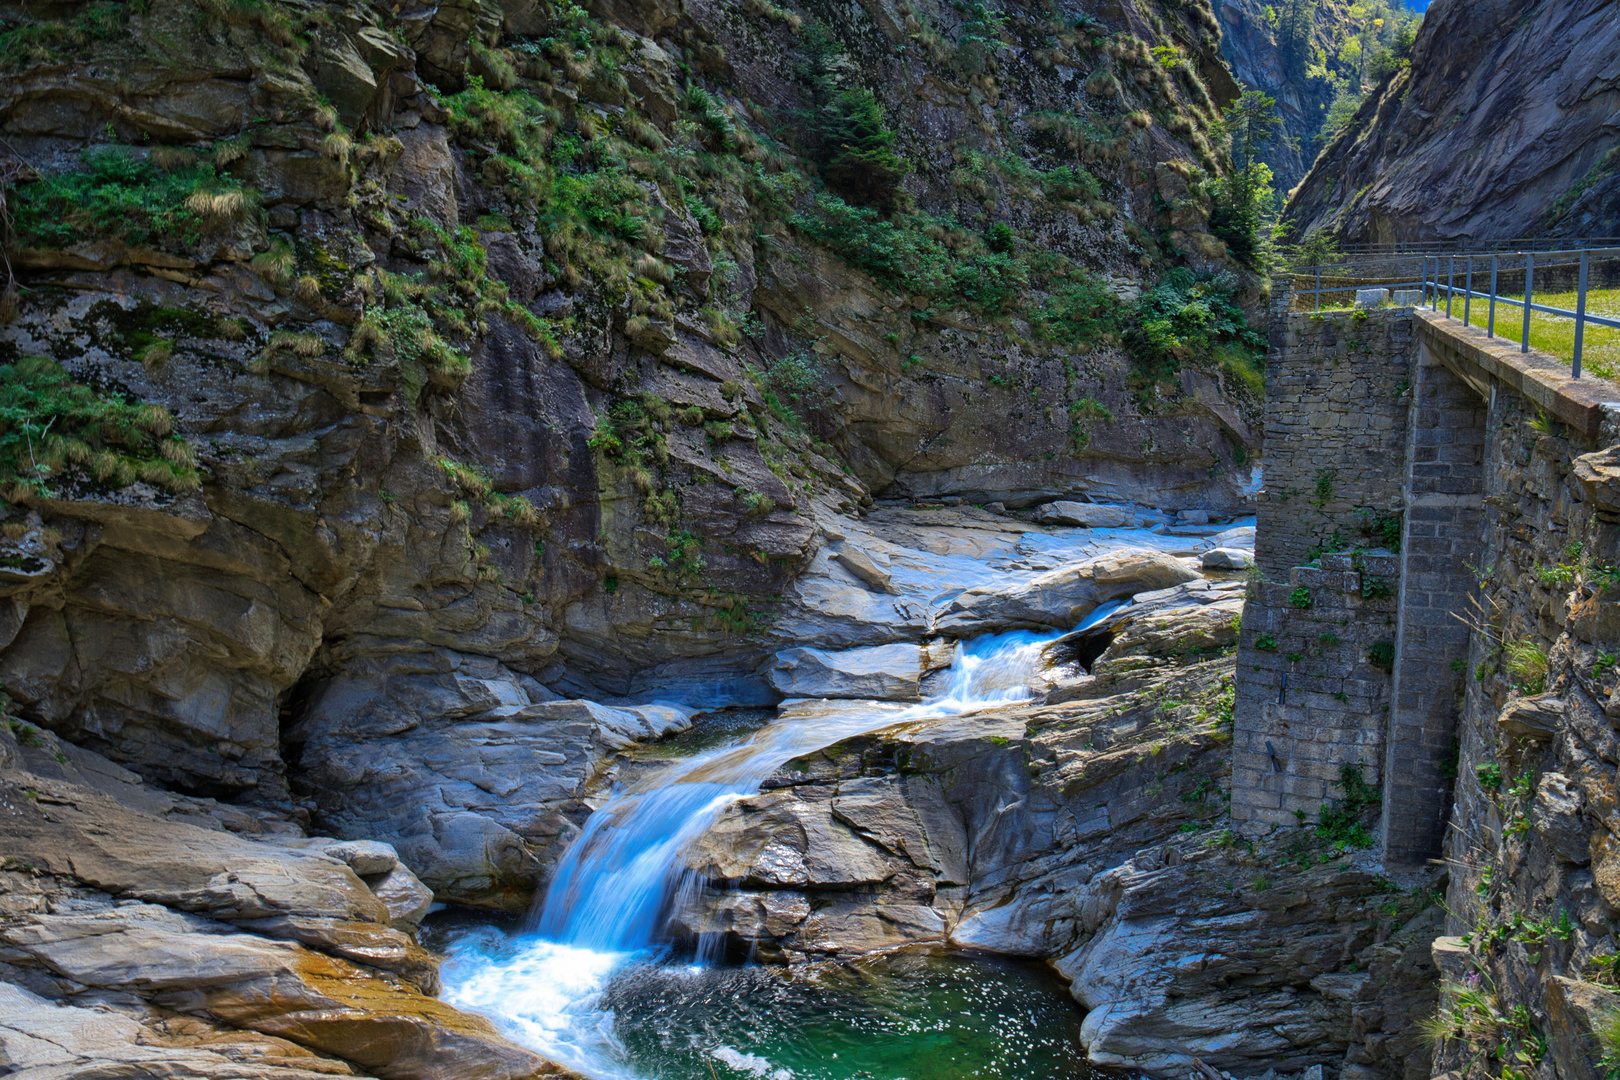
[13,146,254,251]
[1127,269,1263,400]
[0,2,136,69]
[1316,763,1379,850]
[1030,275,1125,347]
[0,356,197,496]
[1367,640,1395,672]
[790,193,951,294]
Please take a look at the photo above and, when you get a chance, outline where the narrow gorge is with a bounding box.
[0,1,1615,1079]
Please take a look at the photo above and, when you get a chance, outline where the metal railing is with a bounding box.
[1327,237,1620,258]
[1420,249,1620,380]
[1287,244,1620,381]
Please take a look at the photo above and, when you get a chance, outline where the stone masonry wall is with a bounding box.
[1427,329,1620,1080]
[1238,300,1620,1080]
[1251,311,1414,578]
[1381,345,1487,862]
[1234,310,1414,835]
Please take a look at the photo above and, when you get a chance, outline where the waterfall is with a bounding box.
[442,605,1124,1078]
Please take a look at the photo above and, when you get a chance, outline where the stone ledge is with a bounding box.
[1413,308,1620,439]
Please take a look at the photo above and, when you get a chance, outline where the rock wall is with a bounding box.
[1430,362,1620,1080]
[1283,0,1620,243]
[1237,300,1620,1080]
[0,0,1266,844]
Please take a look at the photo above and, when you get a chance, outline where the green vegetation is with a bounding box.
[1306,0,1424,145]
[0,357,198,498]
[790,194,1029,316]
[793,24,908,211]
[0,2,140,69]
[1504,639,1548,695]
[1207,91,1280,266]
[1066,398,1114,451]
[1355,508,1402,552]
[1458,287,1620,381]
[1127,269,1266,406]
[1311,467,1336,507]
[1288,586,1313,609]
[13,146,256,252]
[1367,640,1395,672]
[1315,763,1380,850]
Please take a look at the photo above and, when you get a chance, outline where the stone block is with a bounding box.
[1392,289,1424,306]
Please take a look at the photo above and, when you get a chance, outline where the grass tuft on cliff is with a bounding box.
[0,2,139,70]
[0,357,198,498]
[13,146,256,252]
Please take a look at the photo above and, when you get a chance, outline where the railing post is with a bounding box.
[1315,266,1321,313]
[1522,252,1534,354]
[1447,255,1455,317]
[1433,256,1441,310]
[1464,255,1473,327]
[1489,255,1498,338]
[1574,248,1589,379]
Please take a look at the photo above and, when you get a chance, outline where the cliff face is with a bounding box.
[1283,0,1620,243]
[1215,0,1348,193]
[0,0,1268,819]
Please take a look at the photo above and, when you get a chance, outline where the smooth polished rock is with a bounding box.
[769,643,922,701]
[1033,501,1135,528]
[934,551,1200,636]
[1202,547,1255,570]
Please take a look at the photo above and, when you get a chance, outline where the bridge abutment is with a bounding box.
[1235,303,1620,869]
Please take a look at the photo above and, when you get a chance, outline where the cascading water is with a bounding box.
[441,606,1124,1079]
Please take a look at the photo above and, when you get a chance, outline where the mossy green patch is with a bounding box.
[0,356,198,497]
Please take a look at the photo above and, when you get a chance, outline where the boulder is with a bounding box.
[832,546,895,593]
[1498,694,1564,740]
[769,643,922,701]
[0,906,558,1080]
[934,551,1200,635]
[1033,501,1136,528]
[1574,446,1620,514]
[1202,547,1255,570]
[0,981,352,1080]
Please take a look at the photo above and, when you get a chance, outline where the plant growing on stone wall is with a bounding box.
[1311,468,1336,508]
[1288,586,1312,609]
[1315,763,1380,851]
[1367,640,1395,672]
[1354,508,1402,552]
[1360,573,1393,599]
[1504,640,1548,695]
[1420,977,1549,1074]
[1254,633,1278,651]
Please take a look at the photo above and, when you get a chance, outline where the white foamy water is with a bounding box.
[442,605,1126,1078]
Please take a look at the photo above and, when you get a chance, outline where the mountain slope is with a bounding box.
[1283,0,1620,243]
